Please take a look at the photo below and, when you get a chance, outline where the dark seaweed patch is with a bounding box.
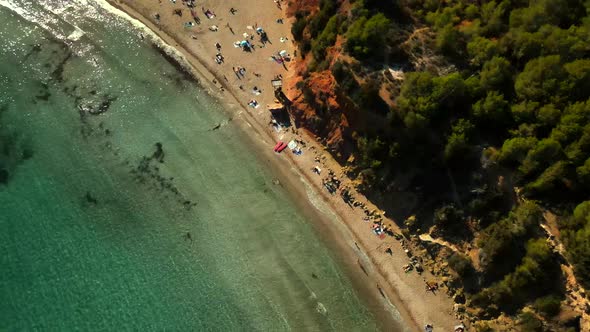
[23,43,42,62]
[51,51,72,83]
[85,191,98,204]
[22,148,33,160]
[152,142,164,163]
[163,72,187,89]
[92,95,117,115]
[1,134,12,156]
[77,94,118,116]
[0,131,34,186]
[0,169,8,185]
[151,44,195,83]
[128,143,196,210]
[34,82,51,101]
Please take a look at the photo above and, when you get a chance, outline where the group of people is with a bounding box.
[248,99,259,108]
[214,52,224,64]
[181,0,290,111]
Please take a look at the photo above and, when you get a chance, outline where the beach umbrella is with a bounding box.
[279,50,288,57]
[240,40,248,46]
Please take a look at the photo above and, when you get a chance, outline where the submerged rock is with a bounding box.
[34,82,51,101]
[85,191,98,205]
[78,95,118,115]
[152,142,165,163]
[0,169,8,185]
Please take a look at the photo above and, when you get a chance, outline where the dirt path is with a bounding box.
[418,233,462,254]
[541,212,589,330]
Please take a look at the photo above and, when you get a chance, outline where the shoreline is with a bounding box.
[102,0,458,330]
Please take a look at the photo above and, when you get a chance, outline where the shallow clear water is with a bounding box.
[0,1,379,330]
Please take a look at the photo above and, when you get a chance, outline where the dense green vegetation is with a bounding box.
[294,0,589,326]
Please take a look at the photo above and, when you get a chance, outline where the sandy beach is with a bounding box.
[103,0,461,330]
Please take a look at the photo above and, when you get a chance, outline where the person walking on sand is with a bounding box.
[215,42,221,51]
[225,23,235,34]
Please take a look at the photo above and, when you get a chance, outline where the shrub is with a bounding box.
[519,138,563,177]
[448,253,474,276]
[518,312,543,332]
[479,56,512,92]
[523,160,569,196]
[308,0,338,38]
[477,202,541,273]
[472,91,510,125]
[534,295,562,317]
[311,14,340,60]
[436,24,463,56]
[345,13,392,60]
[291,11,308,41]
[444,119,474,163]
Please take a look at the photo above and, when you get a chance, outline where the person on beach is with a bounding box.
[233,67,241,79]
[260,31,271,44]
[215,53,224,64]
[229,7,237,15]
[225,23,234,34]
[215,42,221,51]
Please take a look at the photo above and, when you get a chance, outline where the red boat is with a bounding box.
[273,141,283,152]
[277,143,288,153]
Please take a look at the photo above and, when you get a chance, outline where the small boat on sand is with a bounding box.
[273,141,283,152]
[277,143,288,153]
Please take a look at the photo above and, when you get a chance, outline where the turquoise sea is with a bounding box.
[0,1,384,330]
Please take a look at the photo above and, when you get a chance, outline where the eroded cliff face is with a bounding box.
[284,0,398,162]
[285,67,356,160]
[285,0,319,16]
[284,32,364,162]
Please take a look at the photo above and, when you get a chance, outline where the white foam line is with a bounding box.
[90,0,191,69]
[0,0,67,40]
